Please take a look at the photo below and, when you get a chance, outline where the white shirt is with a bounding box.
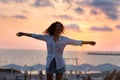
[32,34,82,69]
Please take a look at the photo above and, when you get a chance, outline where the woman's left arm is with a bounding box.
[65,37,96,46]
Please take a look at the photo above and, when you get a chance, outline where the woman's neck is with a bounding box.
[53,34,60,37]
[53,34,59,42]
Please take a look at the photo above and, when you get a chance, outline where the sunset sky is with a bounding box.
[0,0,120,51]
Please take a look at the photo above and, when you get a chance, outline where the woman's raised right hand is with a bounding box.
[16,32,24,37]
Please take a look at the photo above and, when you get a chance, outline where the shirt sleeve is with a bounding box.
[65,37,83,46]
[32,33,48,41]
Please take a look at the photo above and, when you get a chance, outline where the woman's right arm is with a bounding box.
[16,32,32,37]
[16,32,48,41]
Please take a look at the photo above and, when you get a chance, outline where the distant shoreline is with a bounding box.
[87,52,120,56]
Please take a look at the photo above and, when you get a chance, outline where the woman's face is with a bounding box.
[54,23,62,35]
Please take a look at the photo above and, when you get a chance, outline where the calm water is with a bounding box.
[0,49,120,66]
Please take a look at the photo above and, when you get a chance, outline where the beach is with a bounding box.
[0,49,120,80]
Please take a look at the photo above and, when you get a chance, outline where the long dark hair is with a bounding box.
[44,21,64,35]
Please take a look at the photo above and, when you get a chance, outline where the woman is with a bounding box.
[16,21,96,80]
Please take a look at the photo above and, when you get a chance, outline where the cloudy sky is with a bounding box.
[0,0,120,51]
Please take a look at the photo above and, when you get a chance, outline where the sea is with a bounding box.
[0,49,120,67]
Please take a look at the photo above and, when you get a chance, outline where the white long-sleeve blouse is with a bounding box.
[32,34,82,69]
